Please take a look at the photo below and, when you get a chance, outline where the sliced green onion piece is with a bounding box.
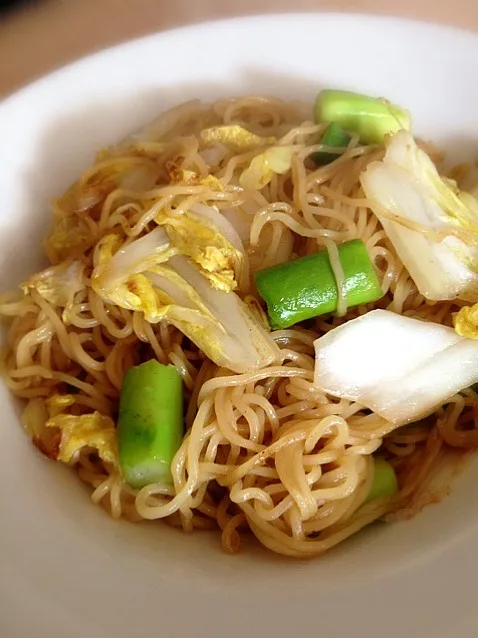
[254,239,383,329]
[364,458,398,504]
[118,360,183,489]
[314,89,411,144]
[311,122,351,166]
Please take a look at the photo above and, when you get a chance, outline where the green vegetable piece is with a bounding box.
[311,122,351,166]
[314,89,411,144]
[254,239,383,329]
[118,360,183,489]
[364,458,398,504]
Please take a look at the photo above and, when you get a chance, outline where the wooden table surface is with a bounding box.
[1,0,478,98]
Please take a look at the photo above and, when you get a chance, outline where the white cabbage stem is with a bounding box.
[220,206,254,243]
[314,309,478,426]
[148,255,280,373]
[360,131,478,302]
[198,143,229,167]
[100,227,171,291]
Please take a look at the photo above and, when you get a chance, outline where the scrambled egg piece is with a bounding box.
[47,394,76,417]
[155,211,242,292]
[454,303,478,339]
[166,159,224,190]
[46,412,118,467]
[118,273,169,323]
[201,125,275,152]
[22,394,118,468]
[95,233,121,267]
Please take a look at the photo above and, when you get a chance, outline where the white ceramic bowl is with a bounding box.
[2,14,478,638]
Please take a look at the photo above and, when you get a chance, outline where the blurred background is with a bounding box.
[1,0,478,97]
